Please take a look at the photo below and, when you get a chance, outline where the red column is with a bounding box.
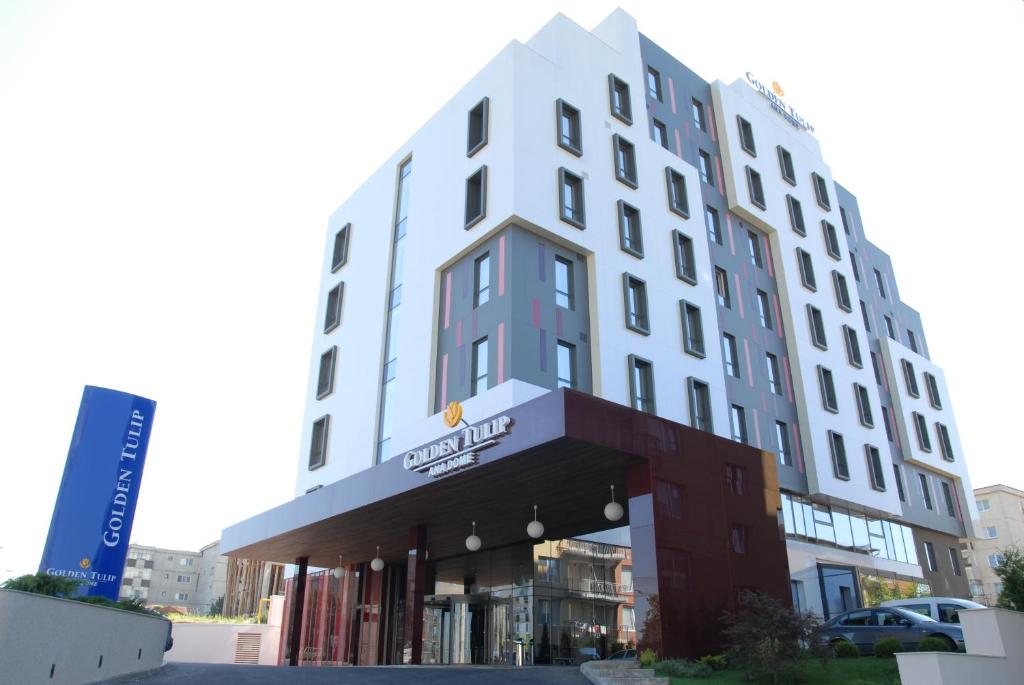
[288,557,309,666]
[403,525,428,664]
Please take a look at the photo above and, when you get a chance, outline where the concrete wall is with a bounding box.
[164,623,280,665]
[0,589,169,685]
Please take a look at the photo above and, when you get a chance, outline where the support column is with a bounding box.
[625,464,663,656]
[402,525,428,664]
[288,556,308,666]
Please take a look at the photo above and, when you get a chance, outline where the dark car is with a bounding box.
[821,607,963,655]
[606,648,637,660]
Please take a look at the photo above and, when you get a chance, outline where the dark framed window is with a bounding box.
[725,464,745,496]
[766,353,782,395]
[557,341,577,389]
[617,200,643,257]
[687,377,713,432]
[555,256,573,309]
[949,548,962,576]
[812,172,831,211]
[558,167,585,228]
[882,406,894,442]
[893,464,906,501]
[715,267,731,308]
[884,315,896,340]
[680,300,705,358]
[850,251,861,281]
[920,473,933,510]
[787,194,805,235]
[722,332,740,378]
[613,134,638,188]
[309,415,329,470]
[855,384,874,427]
[776,421,792,466]
[797,248,817,291]
[608,73,633,125]
[730,404,748,444]
[464,166,487,229]
[871,352,883,385]
[908,330,920,353]
[808,305,827,349]
[628,354,656,413]
[925,372,942,409]
[818,365,838,413]
[923,542,938,572]
[941,482,956,517]
[705,205,722,245]
[756,289,772,329]
[902,359,920,397]
[843,325,863,368]
[777,145,796,185]
[822,221,841,260]
[653,119,668,149]
[746,166,765,209]
[467,96,489,157]
[698,149,713,184]
[623,273,650,334]
[647,66,662,101]
[673,230,697,284]
[913,411,932,452]
[316,346,338,399]
[937,423,955,462]
[555,99,582,156]
[748,231,764,268]
[833,271,852,312]
[471,337,489,397]
[840,206,851,234]
[691,98,706,131]
[324,282,343,333]
[474,252,491,307]
[737,115,756,156]
[331,223,351,272]
[874,268,887,298]
[828,431,849,480]
[666,167,690,218]
[866,445,886,491]
[861,300,871,332]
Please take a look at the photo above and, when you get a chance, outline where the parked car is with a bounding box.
[606,648,637,660]
[821,606,963,655]
[879,597,985,624]
[573,646,601,663]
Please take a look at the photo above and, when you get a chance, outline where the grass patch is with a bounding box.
[659,657,901,685]
[169,614,260,624]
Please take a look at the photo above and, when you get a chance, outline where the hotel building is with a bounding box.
[222,9,976,664]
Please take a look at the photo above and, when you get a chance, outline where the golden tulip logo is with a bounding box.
[771,81,785,97]
[80,557,91,570]
[443,401,463,428]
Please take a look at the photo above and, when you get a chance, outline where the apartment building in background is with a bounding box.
[965,484,1024,605]
[121,542,228,614]
[222,9,977,665]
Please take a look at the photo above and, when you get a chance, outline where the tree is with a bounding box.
[2,572,81,597]
[208,595,225,616]
[995,547,1024,611]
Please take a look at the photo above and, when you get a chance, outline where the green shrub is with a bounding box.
[2,572,81,597]
[639,648,657,667]
[654,659,713,678]
[873,637,903,658]
[698,653,727,670]
[833,640,860,658]
[918,636,951,652]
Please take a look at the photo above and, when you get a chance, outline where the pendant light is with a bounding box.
[604,485,624,522]
[465,521,482,551]
[527,504,545,539]
[331,555,344,579]
[370,546,384,572]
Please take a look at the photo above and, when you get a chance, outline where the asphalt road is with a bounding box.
[102,662,590,684]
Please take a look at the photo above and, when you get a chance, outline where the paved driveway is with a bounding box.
[103,662,589,684]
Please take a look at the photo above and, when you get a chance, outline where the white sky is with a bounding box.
[1,1,1021,578]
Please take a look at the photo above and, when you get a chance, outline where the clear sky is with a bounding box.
[1,1,1021,578]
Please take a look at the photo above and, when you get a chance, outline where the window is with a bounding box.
[730,525,751,554]
[866,445,886,491]
[776,421,792,466]
[177,575,190,583]
[893,465,906,501]
[833,271,852,312]
[822,221,841,260]
[725,464,746,495]
[316,346,338,399]
[948,549,962,576]
[882,407,894,442]
[652,119,668,149]
[855,384,874,427]
[843,325,863,368]
[756,290,772,329]
[705,205,722,245]
[309,415,329,470]
[860,300,871,332]
[673,231,697,284]
[647,66,662,101]
[617,200,643,257]
[807,305,827,349]
[924,373,942,409]
[623,274,650,334]
[665,167,690,218]
[818,365,838,413]
[466,97,489,157]
[730,404,748,443]
[555,257,573,309]
[175,593,190,602]
[555,99,582,156]
[977,498,991,512]
[786,195,805,235]
[989,553,1004,568]
[737,116,756,156]
[608,74,632,124]
[680,300,705,358]
[840,207,851,234]
[908,330,919,353]
[919,473,933,510]
[936,423,955,462]
[941,482,956,517]
[902,360,920,397]
[692,98,706,131]
[748,231,763,268]
[324,282,343,333]
[558,168,585,228]
[613,134,638,188]
[687,377,713,432]
[715,267,731,308]
[884,315,896,339]
[722,333,740,378]
[464,166,487,229]
[850,251,861,281]
[777,145,796,185]
[471,337,489,397]
[655,479,684,519]
[874,268,887,298]
[628,355,655,413]
[556,341,576,389]
[766,353,782,395]
[812,172,831,210]
[746,166,765,209]
[829,431,849,480]
[913,412,931,452]
[698,149,713,184]
[797,248,817,291]
[871,352,882,385]
[474,253,491,307]
[924,542,938,572]
[984,526,998,539]
[331,223,351,272]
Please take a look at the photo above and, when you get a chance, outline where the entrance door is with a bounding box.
[422,594,511,664]
[818,564,860,620]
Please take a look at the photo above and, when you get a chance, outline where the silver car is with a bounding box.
[821,606,964,655]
